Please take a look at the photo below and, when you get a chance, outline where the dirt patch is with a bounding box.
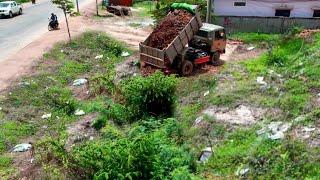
[69,79,90,101]
[199,105,266,126]
[65,113,98,152]
[299,29,320,38]
[0,1,152,93]
[147,10,192,49]
[221,42,266,62]
[292,126,320,147]
[114,54,140,83]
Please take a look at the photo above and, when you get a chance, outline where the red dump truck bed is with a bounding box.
[139,10,203,69]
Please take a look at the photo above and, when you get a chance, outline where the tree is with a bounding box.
[52,0,74,43]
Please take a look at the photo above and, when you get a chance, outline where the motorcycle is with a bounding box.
[48,18,59,31]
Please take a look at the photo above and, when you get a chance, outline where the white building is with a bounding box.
[214,0,320,18]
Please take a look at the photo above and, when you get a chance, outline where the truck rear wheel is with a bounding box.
[181,60,194,76]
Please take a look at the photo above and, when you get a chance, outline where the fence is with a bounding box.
[213,16,320,33]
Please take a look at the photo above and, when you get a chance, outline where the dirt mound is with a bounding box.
[299,29,320,38]
[147,10,193,50]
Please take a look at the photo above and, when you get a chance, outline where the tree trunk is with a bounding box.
[96,0,99,16]
[76,0,79,13]
[64,10,71,43]
[206,0,212,23]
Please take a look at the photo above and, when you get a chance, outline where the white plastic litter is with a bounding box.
[199,147,212,162]
[12,143,32,152]
[95,54,103,59]
[121,51,130,57]
[257,76,267,85]
[75,109,85,116]
[0,107,2,111]
[72,79,87,86]
[194,116,203,126]
[41,113,52,119]
[257,121,291,140]
[203,91,210,97]
[236,168,250,176]
[247,47,255,51]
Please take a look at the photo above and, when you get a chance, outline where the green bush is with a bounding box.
[71,118,195,179]
[120,72,177,121]
[152,0,207,23]
[45,87,77,115]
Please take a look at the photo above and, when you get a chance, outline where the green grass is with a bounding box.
[1,29,320,179]
[0,31,130,178]
[206,129,320,178]
[133,1,156,17]
[229,32,280,46]
[176,32,320,178]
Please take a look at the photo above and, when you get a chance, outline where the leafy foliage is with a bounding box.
[51,0,74,14]
[120,71,177,119]
[152,0,206,23]
[71,118,196,179]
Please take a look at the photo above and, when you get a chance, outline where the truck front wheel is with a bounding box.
[211,53,224,66]
[181,60,194,76]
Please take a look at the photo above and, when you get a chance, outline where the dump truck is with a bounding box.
[139,3,226,76]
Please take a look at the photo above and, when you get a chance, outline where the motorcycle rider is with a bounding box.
[49,13,58,28]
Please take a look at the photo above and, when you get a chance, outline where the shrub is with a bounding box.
[45,87,77,115]
[71,118,195,179]
[120,71,178,121]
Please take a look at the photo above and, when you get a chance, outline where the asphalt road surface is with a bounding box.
[0,0,87,62]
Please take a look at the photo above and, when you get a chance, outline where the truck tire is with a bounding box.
[9,11,13,18]
[211,53,224,66]
[19,8,22,15]
[181,60,194,76]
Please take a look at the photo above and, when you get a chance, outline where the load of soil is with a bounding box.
[147,10,193,50]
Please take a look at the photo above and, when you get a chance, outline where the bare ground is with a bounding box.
[0,2,152,93]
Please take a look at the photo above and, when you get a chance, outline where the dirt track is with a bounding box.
[0,4,264,93]
[0,2,152,92]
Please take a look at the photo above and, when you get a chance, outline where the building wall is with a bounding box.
[214,0,320,18]
[214,16,320,33]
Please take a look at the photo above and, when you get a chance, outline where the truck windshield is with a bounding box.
[0,3,10,7]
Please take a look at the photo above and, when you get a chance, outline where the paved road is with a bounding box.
[0,0,86,62]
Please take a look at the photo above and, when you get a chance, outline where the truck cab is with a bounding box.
[191,23,226,62]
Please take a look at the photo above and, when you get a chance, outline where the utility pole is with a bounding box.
[206,0,212,23]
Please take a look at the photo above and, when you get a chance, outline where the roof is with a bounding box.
[0,1,16,3]
[200,23,224,32]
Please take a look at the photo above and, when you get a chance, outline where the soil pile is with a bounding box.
[299,29,320,38]
[147,10,193,50]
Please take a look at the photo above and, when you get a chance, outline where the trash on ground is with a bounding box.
[257,76,267,85]
[75,109,85,116]
[194,116,203,126]
[236,167,250,176]
[18,82,31,86]
[294,115,306,122]
[257,121,291,140]
[199,147,212,162]
[41,113,52,119]
[121,51,130,57]
[202,105,264,126]
[12,143,32,152]
[247,47,255,51]
[0,107,2,111]
[72,78,88,86]
[95,54,103,59]
[203,90,210,97]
